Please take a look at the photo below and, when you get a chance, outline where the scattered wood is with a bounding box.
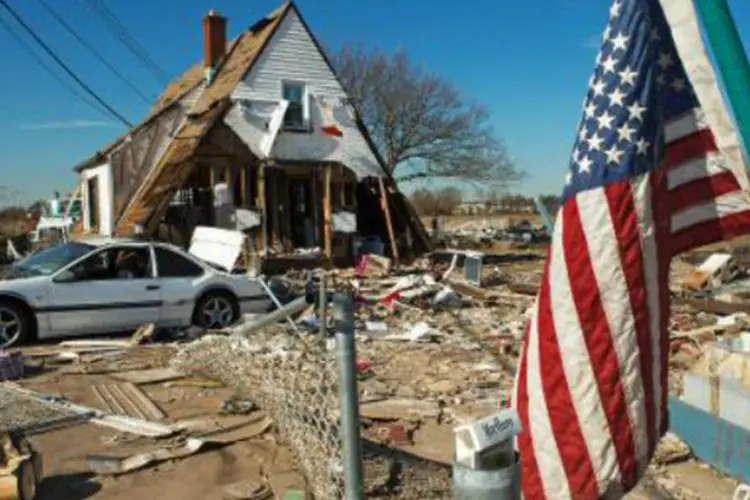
[129,323,156,345]
[87,416,273,475]
[110,367,185,385]
[507,282,538,296]
[58,339,132,349]
[378,178,399,265]
[93,383,165,421]
[444,278,491,300]
[366,254,392,273]
[674,297,750,316]
[360,399,441,422]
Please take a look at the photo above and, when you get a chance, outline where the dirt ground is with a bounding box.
[9,344,306,500]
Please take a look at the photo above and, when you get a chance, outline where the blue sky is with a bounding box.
[0,0,748,205]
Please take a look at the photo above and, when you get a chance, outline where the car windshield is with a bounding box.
[14,242,94,276]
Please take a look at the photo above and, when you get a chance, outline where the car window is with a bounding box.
[15,242,94,276]
[154,247,204,278]
[68,246,152,281]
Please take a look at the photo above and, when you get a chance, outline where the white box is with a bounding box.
[454,408,521,469]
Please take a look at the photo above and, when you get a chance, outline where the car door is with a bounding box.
[153,245,207,327]
[47,244,162,334]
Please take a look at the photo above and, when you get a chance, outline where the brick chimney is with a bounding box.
[202,10,227,83]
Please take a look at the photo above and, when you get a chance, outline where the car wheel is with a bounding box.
[194,292,239,329]
[0,301,29,349]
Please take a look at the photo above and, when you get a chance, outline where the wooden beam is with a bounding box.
[257,163,267,255]
[323,163,333,260]
[279,172,292,252]
[269,170,279,248]
[240,164,248,206]
[378,178,399,265]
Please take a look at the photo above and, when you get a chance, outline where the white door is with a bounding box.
[47,245,161,335]
[152,246,206,327]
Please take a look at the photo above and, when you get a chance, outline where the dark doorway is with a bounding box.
[87,177,99,230]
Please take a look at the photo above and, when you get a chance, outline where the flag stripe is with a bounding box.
[515,321,546,500]
[528,287,574,499]
[578,188,649,473]
[672,209,750,256]
[562,201,638,490]
[549,212,619,496]
[650,170,672,435]
[667,153,726,189]
[630,173,664,448]
[602,181,656,464]
[664,130,717,170]
[671,190,750,232]
[669,171,740,212]
[664,108,707,142]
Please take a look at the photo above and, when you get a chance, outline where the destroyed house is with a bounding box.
[72,2,429,266]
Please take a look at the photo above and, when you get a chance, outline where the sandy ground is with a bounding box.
[7,344,305,500]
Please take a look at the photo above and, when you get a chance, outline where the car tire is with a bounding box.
[0,301,31,349]
[193,292,240,329]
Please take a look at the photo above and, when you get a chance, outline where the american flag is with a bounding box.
[514,0,750,498]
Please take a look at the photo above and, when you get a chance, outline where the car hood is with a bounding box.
[189,226,245,272]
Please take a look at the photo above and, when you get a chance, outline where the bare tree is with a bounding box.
[331,46,523,187]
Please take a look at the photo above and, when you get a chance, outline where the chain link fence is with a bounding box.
[173,322,347,499]
[173,288,456,499]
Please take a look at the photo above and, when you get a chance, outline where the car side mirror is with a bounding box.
[54,269,76,283]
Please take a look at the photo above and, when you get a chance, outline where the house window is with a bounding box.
[282,81,306,130]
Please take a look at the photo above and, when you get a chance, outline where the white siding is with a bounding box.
[230,9,383,178]
[232,10,344,101]
[81,163,114,235]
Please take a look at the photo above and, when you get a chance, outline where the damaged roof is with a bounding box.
[73,3,290,173]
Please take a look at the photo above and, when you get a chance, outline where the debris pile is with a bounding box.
[434,218,550,249]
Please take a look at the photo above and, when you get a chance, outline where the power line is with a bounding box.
[83,0,168,84]
[36,0,155,105]
[0,0,133,127]
[0,11,111,120]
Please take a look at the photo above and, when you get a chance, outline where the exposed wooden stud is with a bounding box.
[378,177,399,265]
[268,169,280,248]
[240,164,248,206]
[257,162,267,256]
[239,164,250,267]
[323,163,333,260]
[311,169,320,247]
[279,172,292,251]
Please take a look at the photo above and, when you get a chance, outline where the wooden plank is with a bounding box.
[507,283,539,296]
[378,178,400,264]
[675,297,750,315]
[323,164,333,260]
[111,367,185,385]
[669,395,750,484]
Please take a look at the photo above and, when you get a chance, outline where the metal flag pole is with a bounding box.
[694,0,750,151]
